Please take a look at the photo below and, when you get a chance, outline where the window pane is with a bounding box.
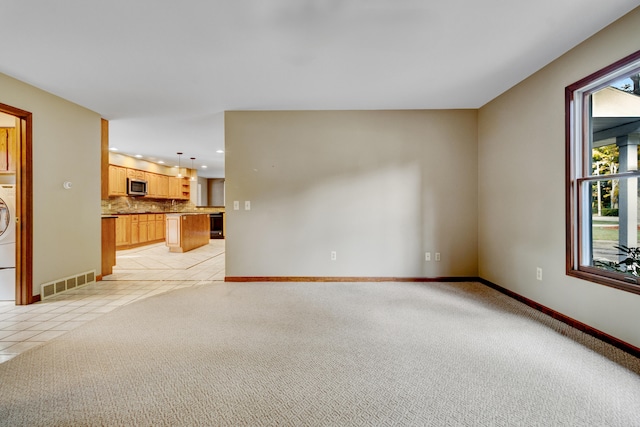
[591,144,619,178]
[590,178,618,222]
[587,177,640,277]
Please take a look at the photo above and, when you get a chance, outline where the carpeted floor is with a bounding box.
[0,281,639,426]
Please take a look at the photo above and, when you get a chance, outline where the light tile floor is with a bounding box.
[0,240,225,363]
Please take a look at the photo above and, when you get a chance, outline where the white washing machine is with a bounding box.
[0,185,16,300]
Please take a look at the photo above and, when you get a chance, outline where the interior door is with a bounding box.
[0,103,33,304]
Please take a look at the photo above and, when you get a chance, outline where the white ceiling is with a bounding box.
[1,0,638,178]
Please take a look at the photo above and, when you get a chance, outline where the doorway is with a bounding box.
[0,103,32,305]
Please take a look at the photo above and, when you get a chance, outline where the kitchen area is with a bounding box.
[101,149,225,277]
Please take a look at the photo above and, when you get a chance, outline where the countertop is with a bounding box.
[165,212,210,216]
[104,211,217,215]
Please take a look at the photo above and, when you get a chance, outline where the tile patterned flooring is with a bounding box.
[0,240,225,363]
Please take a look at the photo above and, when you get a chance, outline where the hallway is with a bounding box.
[0,240,225,363]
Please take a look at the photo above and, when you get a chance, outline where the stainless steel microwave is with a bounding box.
[127,178,147,196]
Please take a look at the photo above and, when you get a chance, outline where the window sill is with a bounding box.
[568,267,640,295]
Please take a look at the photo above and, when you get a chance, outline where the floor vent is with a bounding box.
[40,270,96,300]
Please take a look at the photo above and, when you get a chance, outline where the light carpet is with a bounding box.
[1,281,639,426]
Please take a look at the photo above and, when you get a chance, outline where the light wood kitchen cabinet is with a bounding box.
[168,177,181,199]
[0,127,16,172]
[127,168,145,180]
[115,215,131,247]
[107,162,195,201]
[147,216,156,242]
[131,215,140,244]
[157,175,169,198]
[155,214,165,240]
[108,165,127,196]
[115,213,165,249]
[107,163,191,200]
[145,172,158,198]
[138,214,148,243]
[168,177,191,200]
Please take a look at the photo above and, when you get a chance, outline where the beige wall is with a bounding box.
[208,178,225,206]
[478,8,640,347]
[0,72,101,296]
[197,176,208,206]
[225,110,478,278]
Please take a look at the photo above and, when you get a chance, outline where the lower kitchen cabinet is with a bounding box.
[155,214,165,240]
[139,214,148,242]
[131,215,140,244]
[115,215,131,246]
[115,213,166,250]
[147,220,156,241]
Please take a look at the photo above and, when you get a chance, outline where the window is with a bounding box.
[566,50,640,294]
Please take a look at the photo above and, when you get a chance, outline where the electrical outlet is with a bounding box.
[536,267,542,281]
[425,252,431,261]
[435,252,441,261]
[331,251,337,261]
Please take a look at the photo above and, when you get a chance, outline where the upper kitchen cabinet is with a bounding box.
[157,175,169,198]
[168,176,190,200]
[108,165,190,200]
[0,127,16,172]
[108,165,127,196]
[127,168,145,180]
[144,172,158,198]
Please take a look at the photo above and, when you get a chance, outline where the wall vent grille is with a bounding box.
[40,270,96,300]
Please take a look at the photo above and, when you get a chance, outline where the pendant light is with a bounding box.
[190,157,196,181]
[176,152,183,178]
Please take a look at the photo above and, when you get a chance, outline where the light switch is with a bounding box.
[245,201,251,211]
[233,201,239,210]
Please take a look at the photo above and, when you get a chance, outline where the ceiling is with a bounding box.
[1,1,638,178]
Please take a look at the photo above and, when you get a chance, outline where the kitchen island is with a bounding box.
[165,213,210,253]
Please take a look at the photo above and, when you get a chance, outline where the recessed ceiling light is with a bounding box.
[158,160,165,164]
[135,154,143,158]
[109,147,118,151]
[216,150,224,154]
[201,165,208,169]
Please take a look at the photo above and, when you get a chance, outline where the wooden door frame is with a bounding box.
[0,102,33,305]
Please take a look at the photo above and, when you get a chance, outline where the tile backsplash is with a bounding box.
[102,197,225,215]
[102,197,195,214]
